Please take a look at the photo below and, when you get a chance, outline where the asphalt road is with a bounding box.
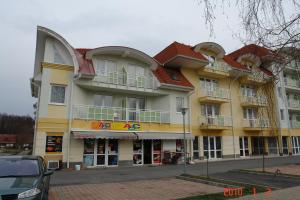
[50,156,300,186]
[211,170,300,189]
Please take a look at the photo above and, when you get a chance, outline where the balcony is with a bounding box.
[73,105,170,123]
[199,115,232,130]
[240,70,267,85]
[284,77,300,92]
[285,60,299,72]
[240,95,267,107]
[199,87,230,104]
[198,61,230,79]
[291,120,300,129]
[288,99,300,111]
[243,119,270,131]
[75,72,163,95]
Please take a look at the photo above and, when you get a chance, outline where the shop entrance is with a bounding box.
[252,137,264,155]
[143,140,152,164]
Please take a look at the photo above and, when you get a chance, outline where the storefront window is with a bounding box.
[45,135,63,153]
[133,140,143,165]
[153,140,161,164]
[83,139,95,167]
[203,136,222,159]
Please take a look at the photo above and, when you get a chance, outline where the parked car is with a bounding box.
[0,156,53,200]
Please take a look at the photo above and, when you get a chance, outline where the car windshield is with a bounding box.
[0,158,40,177]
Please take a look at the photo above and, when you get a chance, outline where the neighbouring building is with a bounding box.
[31,26,194,168]
[271,47,300,155]
[0,134,17,148]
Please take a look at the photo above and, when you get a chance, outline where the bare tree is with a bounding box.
[197,0,300,52]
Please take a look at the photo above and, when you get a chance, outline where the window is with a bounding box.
[94,95,113,107]
[292,136,300,155]
[200,78,218,90]
[176,97,184,112]
[50,85,66,104]
[280,109,285,120]
[45,135,63,153]
[241,85,256,97]
[239,137,249,157]
[193,136,200,159]
[277,87,282,98]
[96,60,117,76]
[203,136,222,159]
[0,158,39,177]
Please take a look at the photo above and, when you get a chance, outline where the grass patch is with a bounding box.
[177,174,269,200]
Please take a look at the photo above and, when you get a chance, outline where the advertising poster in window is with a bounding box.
[46,136,63,153]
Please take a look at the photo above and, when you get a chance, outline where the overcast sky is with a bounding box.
[0,0,247,116]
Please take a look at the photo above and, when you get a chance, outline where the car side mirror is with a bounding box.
[44,170,54,176]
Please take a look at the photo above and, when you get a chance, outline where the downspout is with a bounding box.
[32,81,41,155]
[66,73,78,168]
[229,70,243,159]
[188,89,195,161]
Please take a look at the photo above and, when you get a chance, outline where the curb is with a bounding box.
[236,169,300,179]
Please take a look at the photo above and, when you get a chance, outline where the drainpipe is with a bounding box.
[229,70,243,159]
[32,80,41,155]
[66,73,78,168]
[187,90,195,161]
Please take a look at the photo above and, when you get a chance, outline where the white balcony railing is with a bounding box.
[200,87,230,100]
[284,77,300,88]
[249,70,266,82]
[288,99,300,109]
[73,105,170,123]
[206,62,230,73]
[240,95,267,106]
[243,119,270,128]
[291,120,300,128]
[93,72,156,90]
[199,115,232,127]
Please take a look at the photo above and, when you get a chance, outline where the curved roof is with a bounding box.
[85,46,158,70]
[194,42,226,58]
[37,26,79,69]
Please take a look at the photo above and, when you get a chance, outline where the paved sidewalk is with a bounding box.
[48,178,223,200]
[236,186,300,200]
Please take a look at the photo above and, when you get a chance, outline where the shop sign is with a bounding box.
[91,121,142,131]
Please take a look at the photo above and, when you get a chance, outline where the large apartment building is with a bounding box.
[31,26,299,168]
[272,48,300,155]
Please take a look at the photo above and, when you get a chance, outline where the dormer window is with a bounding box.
[166,69,179,81]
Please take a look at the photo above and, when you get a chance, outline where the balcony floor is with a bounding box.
[197,68,230,79]
[199,96,230,104]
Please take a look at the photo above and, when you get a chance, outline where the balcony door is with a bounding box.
[127,97,145,121]
[243,108,257,127]
[200,78,218,93]
[201,104,220,125]
[241,85,256,97]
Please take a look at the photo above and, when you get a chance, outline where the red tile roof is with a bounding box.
[152,66,194,88]
[154,42,208,64]
[226,44,274,76]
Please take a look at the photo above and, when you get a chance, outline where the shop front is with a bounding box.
[72,121,194,167]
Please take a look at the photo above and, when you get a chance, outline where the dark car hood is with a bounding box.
[0,177,39,195]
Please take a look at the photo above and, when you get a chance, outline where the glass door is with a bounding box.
[268,137,278,155]
[133,140,143,165]
[292,136,300,155]
[153,140,162,164]
[239,136,249,157]
[193,136,200,160]
[204,136,222,159]
[282,136,289,155]
[107,139,118,166]
[83,139,95,167]
[96,139,106,166]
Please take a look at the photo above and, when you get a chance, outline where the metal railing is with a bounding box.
[284,77,300,88]
[199,115,232,127]
[73,105,170,123]
[200,87,230,100]
[286,60,298,70]
[243,119,270,128]
[240,95,267,105]
[206,62,230,73]
[248,70,266,82]
[291,120,300,128]
[288,99,300,109]
[93,72,156,90]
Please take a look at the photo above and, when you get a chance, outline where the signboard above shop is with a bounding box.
[91,121,142,131]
